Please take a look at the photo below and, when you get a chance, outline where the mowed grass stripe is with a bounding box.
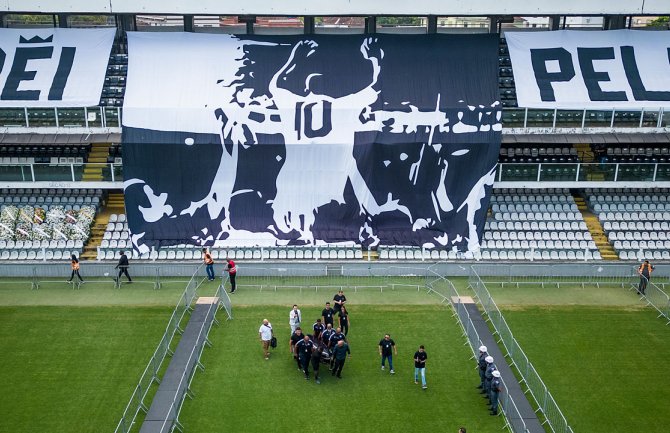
[179,304,504,433]
[503,306,669,433]
[0,306,170,433]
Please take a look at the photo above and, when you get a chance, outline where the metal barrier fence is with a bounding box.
[113,264,205,433]
[468,266,574,433]
[230,266,425,292]
[156,298,219,433]
[635,275,670,325]
[216,275,233,320]
[424,271,531,433]
[471,263,634,288]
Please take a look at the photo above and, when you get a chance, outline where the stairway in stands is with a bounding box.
[82,143,112,181]
[81,191,126,260]
[573,194,618,260]
[573,143,606,181]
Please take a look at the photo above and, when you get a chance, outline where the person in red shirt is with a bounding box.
[224,257,237,293]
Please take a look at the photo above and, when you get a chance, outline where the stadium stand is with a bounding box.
[588,188,670,261]
[0,189,102,261]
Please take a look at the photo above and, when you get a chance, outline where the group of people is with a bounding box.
[202,248,237,293]
[65,251,132,284]
[476,346,502,416]
[258,289,430,389]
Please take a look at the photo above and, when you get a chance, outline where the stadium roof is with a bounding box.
[6,0,668,16]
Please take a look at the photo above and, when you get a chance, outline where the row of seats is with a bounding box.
[0,249,80,261]
[599,212,670,222]
[492,203,578,213]
[608,230,670,241]
[487,221,587,232]
[588,194,669,203]
[613,240,670,251]
[494,212,582,222]
[0,240,84,249]
[97,246,364,261]
[605,146,670,157]
[0,144,90,164]
[604,222,670,232]
[484,230,592,241]
[481,250,602,261]
[481,240,597,250]
[0,196,100,205]
[620,250,669,261]
[491,192,571,203]
[594,203,669,212]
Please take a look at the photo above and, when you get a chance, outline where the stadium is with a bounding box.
[0,1,668,433]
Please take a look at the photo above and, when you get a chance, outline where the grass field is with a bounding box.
[179,303,505,433]
[0,279,503,433]
[2,274,667,433]
[482,282,669,433]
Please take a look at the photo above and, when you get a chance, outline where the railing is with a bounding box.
[633,274,670,325]
[468,266,574,433]
[502,107,670,130]
[0,106,121,129]
[471,263,634,288]
[0,162,123,182]
[1,106,670,132]
[497,162,670,183]
[424,269,532,433]
[2,161,669,185]
[113,263,204,433]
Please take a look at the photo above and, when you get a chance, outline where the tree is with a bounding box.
[377,16,422,27]
[647,16,669,28]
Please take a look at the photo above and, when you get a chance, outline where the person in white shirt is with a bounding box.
[289,304,301,333]
[258,319,274,360]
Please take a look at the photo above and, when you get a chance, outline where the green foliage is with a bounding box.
[378,16,423,27]
[647,16,669,27]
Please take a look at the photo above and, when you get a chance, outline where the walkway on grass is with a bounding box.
[139,297,219,433]
[463,299,546,433]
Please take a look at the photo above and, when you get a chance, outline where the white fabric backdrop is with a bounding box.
[507,30,670,109]
[0,28,115,107]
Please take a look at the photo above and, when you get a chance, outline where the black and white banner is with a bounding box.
[507,30,670,109]
[0,28,115,107]
[122,33,501,252]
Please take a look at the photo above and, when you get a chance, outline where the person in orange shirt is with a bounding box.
[202,248,215,281]
[67,254,84,283]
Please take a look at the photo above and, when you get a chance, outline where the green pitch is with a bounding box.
[481,282,670,433]
[0,278,504,433]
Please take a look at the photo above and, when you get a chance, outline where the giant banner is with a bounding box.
[122,32,501,252]
[0,28,115,107]
[507,30,670,109]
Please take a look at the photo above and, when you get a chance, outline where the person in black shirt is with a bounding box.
[321,323,334,346]
[295,334,314,379]
[333,290,346,313]
[310,342,322,384]
[328,327,346,370]
[414,345,428,389]
[330,339,351,379]
[378,334,397,374]
[115,251,132,283]
[289,328,304,370]
[338,305,350,336]
[321,302,335,327]
[313,319,324,340]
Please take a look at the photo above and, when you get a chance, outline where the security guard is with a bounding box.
[483,356,496,400]
[328,327,346,370]
[313,319,325,340]
[476,345,488,390]
[321,323,334,346]
[295,334,314,380]
[638,260,654,295]
[490,370,502,415]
